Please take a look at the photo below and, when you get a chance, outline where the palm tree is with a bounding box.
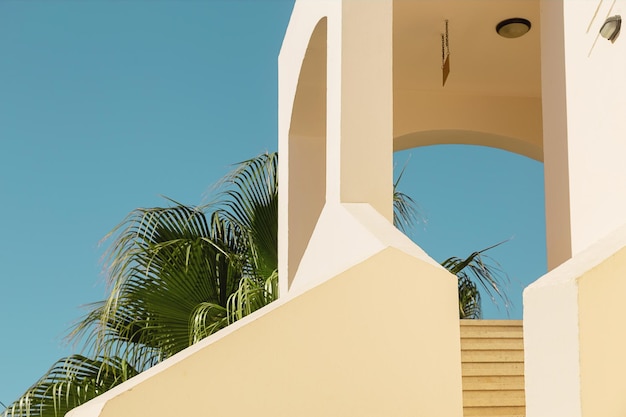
[70,153,278,365]
[3,153,279,417]
[4,152,508,417]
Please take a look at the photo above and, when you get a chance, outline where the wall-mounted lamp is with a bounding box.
[600,15,621,43]
[496,18,531,38]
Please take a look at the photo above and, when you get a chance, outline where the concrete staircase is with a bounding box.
[460,320,525,417]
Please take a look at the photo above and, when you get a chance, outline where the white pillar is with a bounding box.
[543,0,626,270]
[278,0,393,293]
[527,1,626,415]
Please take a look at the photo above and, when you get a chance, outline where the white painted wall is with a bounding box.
[278,0,394,293]
[525,223,626,416]
[543,0,626,269]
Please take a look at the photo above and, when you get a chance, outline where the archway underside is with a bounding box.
[394,128,542,162]
[392,93,543,162]
[392,0,542,162]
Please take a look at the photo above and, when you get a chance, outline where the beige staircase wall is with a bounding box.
[525,224,626,417]
[67,247,464,417]
[461,320,525,417]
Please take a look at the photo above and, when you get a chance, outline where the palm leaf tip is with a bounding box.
[442,242,512,319]
[392,160,424,234]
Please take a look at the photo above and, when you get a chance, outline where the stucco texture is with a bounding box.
[69,247,463,417]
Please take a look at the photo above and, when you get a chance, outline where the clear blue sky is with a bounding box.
[0,0,546,407]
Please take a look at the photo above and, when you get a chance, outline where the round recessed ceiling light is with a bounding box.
[496,18,532,38]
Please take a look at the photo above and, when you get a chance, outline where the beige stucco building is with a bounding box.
[67,1,626,416]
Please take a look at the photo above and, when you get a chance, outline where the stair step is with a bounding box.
[463,389,526,407]
[463,406,525,417]
[462,375,525,391]
[462,362,524,376]
[461,320,525,417]
[462,349,524,363]
[461,337,524,350]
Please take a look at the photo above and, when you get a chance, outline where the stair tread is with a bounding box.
[461,320,526,417]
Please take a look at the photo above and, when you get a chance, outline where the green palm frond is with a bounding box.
[189,302,228,345]
[2,355,138,417]
[5,153,278,417]
[457,275,481,319]
[189,270,278,343]
[227,270,279,323]
[216,152,278,280]
[441,241,511,319]
[69,204,247,363]
[393,164,420,233]
[393,188,419,233]
[66,154,280,365]
[392,157,428,234]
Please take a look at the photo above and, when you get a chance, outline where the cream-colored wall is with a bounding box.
[542,0,626,269]
[578,246,626,416]
[67,248,463,417]
[524,223,626,417]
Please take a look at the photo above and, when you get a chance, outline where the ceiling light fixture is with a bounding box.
[600,15,621,43]
[496,18,531,38]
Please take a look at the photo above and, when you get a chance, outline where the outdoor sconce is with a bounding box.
[496,18,531,38]
[600,15,621,43]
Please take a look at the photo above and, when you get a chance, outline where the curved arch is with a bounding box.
[394,129,543,162]
[393,89,543,163]
[279,15,329,291]
[393,143,547,320]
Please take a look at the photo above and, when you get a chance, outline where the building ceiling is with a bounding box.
[393,0,541,98]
